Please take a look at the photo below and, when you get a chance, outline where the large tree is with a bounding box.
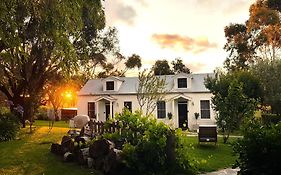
[0,0,118,128]
[252,59,281,115]
[152,60,174,75]
[152,58,190,75]
[171,58,191,74]
[205,71,262,143]
[224,0,281,71]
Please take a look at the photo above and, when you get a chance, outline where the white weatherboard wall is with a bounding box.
[77,93,216,130]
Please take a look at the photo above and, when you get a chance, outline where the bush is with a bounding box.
[34,106,48,120]
[103,110,196,175]
[233,121,281,175]
[261,113,281,125]
[0,112,20,141]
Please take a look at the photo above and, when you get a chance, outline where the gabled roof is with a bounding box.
[102,76,124,82]
[78,73,214,96]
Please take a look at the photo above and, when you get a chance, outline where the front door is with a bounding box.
[105,103,110,120]
[178,101,188,129]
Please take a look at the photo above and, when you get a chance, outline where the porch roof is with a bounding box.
[170,94,192,101]
[94,95,117,102]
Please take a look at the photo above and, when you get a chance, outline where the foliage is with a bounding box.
[104,111,196,175]
[0,112,20,141]
[152,60,174,75]
[224,0,281,71]
[205,71,261,143]
[44,77,80,120]
[0,0,116,128]
[251,59,281,114]
[96,53,142,78]
[137,70,167,116]
[172,58,191,74]
[152,58,190,75]
[261,113,281,124]
[233,120,281,175]
[34,106,48,121]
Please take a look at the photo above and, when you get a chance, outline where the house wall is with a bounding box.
[77,93,216,130]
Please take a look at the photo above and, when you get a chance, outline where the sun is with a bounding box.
[65,91,72,99]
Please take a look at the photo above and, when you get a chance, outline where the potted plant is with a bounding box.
[194,112,200,120]
[167,112,173,120]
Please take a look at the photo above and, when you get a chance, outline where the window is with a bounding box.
[88,102,96,119]
[124,101,132,112]
[106,81,114,90]
[200,100,210,119]
[157,101,166,119]
[178,78,187,88]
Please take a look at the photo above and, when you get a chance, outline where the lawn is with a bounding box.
[0,122,238,175]
[0,127,98,175]
[184,136,238,173]
[34,120,70,128]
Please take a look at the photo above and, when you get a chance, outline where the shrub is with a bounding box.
[103,111,196,175]
[34,106,48,120]
[233,121,281,175]
[0,112,20,141]
[261,113,281,125]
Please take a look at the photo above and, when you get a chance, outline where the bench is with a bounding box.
[198,125,217,144]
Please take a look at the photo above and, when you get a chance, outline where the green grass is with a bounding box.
[34,120,70,128]
[0,127,98,175]
[0,125,238,175]
[184,136,238,173]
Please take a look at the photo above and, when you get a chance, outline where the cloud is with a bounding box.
[104,1,137,25]
[151,34,217,54]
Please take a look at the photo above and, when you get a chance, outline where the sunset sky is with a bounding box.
[103,0,255,74]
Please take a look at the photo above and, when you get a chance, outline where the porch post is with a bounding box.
[96,102,99,121]
[109,101,113,119]
[172,100,175,128]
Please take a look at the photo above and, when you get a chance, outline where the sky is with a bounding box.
[103,0,255,75]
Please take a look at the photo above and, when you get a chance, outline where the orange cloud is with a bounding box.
[151,34,217,54]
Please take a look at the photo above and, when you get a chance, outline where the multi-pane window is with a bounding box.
[200,100,210,119]
[88,102,96,119]
[106,81,114,90]
[157,101,166,119]
[124,101,132,112]
[178,78,187,88]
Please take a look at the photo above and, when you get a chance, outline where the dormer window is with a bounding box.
[106,81,114,90]
[178,78,187,88]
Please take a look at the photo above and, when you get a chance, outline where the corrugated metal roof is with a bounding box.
[78,73,214,96]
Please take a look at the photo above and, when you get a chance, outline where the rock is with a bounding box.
[63,152,74,162]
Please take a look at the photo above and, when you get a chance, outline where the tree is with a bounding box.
[205,71,261,143]
[152,60,174,75]
[137,70,167,116]
[0,0,118,128]
[224,0,281,71]
[97,54,142,78]
[171,58,191,74]
[252,59,281,115]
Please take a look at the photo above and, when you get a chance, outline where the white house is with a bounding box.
[77,73,216,130]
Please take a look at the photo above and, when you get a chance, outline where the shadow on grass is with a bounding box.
[196,143,219,150]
